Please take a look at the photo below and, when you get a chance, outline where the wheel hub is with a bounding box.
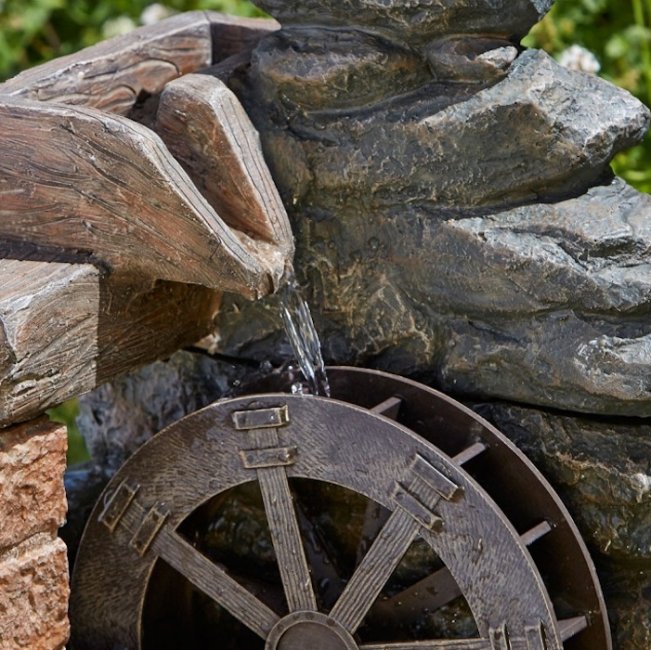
[266,612,357,650]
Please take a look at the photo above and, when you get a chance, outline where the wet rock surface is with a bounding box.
[474,403,651,562]
[215,177,651,416]
[474,402,651,647]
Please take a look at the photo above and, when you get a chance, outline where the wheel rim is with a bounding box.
[70,368,611,650]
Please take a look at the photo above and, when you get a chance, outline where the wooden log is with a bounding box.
[0,12,277,116]
[0,12,213,115]
[155,73,294,255]
[0,97,287,297]
[0,259,221,427]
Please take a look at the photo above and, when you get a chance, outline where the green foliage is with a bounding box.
[525,0,651,192]
[47,399,90,465]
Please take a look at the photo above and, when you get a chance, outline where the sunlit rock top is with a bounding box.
[252,0,555,43]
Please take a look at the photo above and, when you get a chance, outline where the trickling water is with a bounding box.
[279,276,331,397]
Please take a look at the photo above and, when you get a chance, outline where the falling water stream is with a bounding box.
[278,275,331,397]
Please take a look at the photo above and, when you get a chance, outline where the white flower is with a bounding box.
[140,4,174,26]
[558,44,601,75]
[102,16,136,39]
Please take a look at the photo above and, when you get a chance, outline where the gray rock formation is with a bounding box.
[247,49,647,213]
[254,0,553,44]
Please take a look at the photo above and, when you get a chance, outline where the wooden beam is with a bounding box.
[0,12,277,116]
[155,73,294,254]
[0,12,214,115]
[0,97,287,297]
[0,259,221,427]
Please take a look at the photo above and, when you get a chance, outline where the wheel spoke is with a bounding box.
[376,565,461,620]
[152,527,279,639]
[360,640,490,649]
[371,396,403,419]
[295,496,347,610]
[375,521,554,624]
[356,500,390,565]
[559,616,588,641]
[330,507,419,634]
[257,466,318,612]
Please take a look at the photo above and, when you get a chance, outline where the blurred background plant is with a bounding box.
[3,0,650,461]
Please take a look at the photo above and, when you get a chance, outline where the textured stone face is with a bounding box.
[215,179,651,416]
[0,534,70,650]
[253,0,554,43]
[0,418,67,551]
[253,28,432,110]
[247,49,647,213]
[76,351,248,476]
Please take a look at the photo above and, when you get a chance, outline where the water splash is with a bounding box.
[279,277,331,397]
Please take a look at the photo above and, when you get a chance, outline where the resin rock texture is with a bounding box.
[215,12,651,417]
[254,0,554,44]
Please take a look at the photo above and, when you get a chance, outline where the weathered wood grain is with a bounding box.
[155,73,294,253]
[0,12,277,116]
[0,97,286,297]
[0,259,221,427]
[0,12,213,115]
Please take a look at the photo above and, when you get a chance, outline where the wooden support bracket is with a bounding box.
[0,259,221,427]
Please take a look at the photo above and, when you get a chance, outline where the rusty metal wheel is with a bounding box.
[70,367,611,650]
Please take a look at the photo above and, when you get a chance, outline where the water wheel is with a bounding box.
[70,367,611,649]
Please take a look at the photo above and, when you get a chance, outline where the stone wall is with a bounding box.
[0,418,69,650]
